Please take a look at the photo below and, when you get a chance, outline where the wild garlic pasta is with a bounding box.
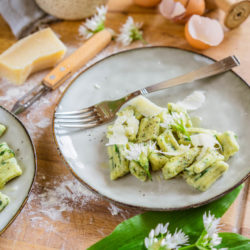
[106,95,239,191]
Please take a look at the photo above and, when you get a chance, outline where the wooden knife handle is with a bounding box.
[43,29,112,90]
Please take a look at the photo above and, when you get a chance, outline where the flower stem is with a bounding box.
[179,244,197,250]
[195,230,208,249]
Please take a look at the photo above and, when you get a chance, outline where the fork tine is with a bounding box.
[55,106,94,116]
[55,116,99,124]
[54,111,98,120]
[55,121,101,129]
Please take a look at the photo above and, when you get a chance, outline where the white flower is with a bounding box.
[203,211,221,237]
[124,140,190,160]
[144,223,169,249]
[117,16,144,46]
[172,229,189,246]
[144,223,188,249]
[201,211,222,248]
[160,113,175,129]
[145,227,160,248]
[78,25,92,39]
[123,141,156,161]
[163,229,189,249]
[106,109,139,145]
[155,223,169,236]
[149,229,155,238]
[160,111,186,130]
[79,5,107,39]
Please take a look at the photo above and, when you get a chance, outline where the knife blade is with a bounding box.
[11,29,112,115]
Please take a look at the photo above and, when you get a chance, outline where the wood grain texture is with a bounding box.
[0,0,249,249]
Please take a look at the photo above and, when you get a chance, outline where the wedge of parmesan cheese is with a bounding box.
[177,91,205,111]
[190,133,219,148]
[0,28,67,85]
[129,96,164,117]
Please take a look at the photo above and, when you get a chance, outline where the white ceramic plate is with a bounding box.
[54,47,250,210]
[0,106,36,233]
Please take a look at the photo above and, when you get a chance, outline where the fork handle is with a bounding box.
[132,55,240,96]
[43,29,112,90]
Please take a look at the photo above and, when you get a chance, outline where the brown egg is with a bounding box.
[173,0,188,6]
[185,15,224,50]
[134,0,161,8]
[159,0,206,23]
[185,0,205,18]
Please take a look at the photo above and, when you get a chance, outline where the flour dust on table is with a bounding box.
[23,174,129,230]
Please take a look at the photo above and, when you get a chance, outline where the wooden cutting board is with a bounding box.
[0,0,249,249]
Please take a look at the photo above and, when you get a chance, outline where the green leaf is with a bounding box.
[139,153,152,180]
[171,120,191,141]
[218,232,250,249]
[88,185,243,250]
[194,230,208,249]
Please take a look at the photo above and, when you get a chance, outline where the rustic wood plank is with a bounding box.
[240,179,250,236]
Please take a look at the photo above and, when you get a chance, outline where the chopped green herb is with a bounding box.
[171,119,191,141]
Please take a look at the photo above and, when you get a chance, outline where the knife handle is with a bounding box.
[42,29,112,90]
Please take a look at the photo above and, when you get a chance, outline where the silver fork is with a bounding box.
[54,55,240,129]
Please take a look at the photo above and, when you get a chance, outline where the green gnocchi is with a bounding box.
[0,123,23,212]
[106,96,239,192]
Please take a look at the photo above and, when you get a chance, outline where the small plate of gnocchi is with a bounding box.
[54,47,250,210]
[0,106,36,234]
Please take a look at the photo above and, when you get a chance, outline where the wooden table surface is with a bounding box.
[0,0,249,249]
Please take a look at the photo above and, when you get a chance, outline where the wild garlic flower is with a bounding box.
[160,112,186,129]
[79,5,107,39]
[203,211,221,236]
[160,113,175,129]
[144,223,188,249]
[163,229,189,249]
[198,211,223,250]
[117,16,145,46]
[123,141,156,161]
[106,109,139,146]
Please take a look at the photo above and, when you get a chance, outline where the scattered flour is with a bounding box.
[35,117,51,128]
[26,176,99,223]
[108,203,123,216]
[108,203,129,220]
[18,174,130,237]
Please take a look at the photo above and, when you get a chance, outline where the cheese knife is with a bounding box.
[11,29,112,115]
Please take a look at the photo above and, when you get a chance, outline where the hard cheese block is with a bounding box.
[0,28,67,85]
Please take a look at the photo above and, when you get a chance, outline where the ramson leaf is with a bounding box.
[88,185,243,250]
[218,232,250,249]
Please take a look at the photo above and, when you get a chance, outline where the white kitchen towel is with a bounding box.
[0,0,57,38]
